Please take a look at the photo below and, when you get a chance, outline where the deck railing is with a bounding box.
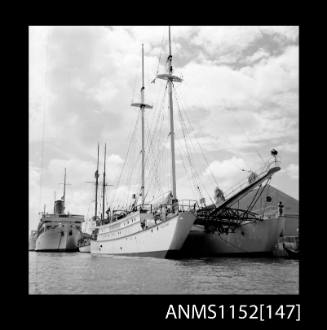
[177,199,198,212]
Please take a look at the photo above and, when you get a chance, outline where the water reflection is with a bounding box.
[29,252,299,295]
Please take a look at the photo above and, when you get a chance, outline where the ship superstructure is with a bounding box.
[35,169,84,252]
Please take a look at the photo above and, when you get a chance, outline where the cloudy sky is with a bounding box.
[29,26,299,230]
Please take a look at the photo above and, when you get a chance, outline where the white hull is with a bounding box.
[91,211,195,258]
[35,227,82,252]
[181,216,285,256]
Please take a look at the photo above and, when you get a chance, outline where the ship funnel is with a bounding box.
[54,199,65,215]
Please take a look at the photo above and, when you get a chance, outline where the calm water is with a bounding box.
[29,252,299,294]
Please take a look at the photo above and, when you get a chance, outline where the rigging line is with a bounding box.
[124,158,139,204]
[253,179,271,214]
[122,123,140,192]
[125,141,138,188]
[175,116,200,198]
[39,29,50,209]
[144,94,165,156]
[128,152,142,195]
[174,91,205,193]
[179,114,204,190]
[124,124,143,202]
[174,88,207,176]
[177,111,206,202]
[260,183,271,218]
[154,31,165,77]
[144,82,168,167]
[174,86,219,187]
[147,88,170,198]
[179,111,214,204]
[109,110,141,207]
[146,127,164,179]
[144,122,167,197]
[146,136,167,200]
[242,179,270,218]
[145,100,166,176]
[175,93,215,204]
[143,86,162,146]
[144,111,163,171]
[175,139,200,200]
[148,127,168,201]
[177,80,256,174]
[39,93,46,207]
[146,152,163,202]
[242,185,262,216]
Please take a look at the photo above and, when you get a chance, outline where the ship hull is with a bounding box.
[35,227,82,252]
[79,244,91,253]
[91,211,195,258]
[180,216,285,256]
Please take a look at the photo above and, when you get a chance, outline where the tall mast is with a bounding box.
[156,26,182,199]
[59,168,70,213]
[102,143,106,220]
[63,168,66,205]
[94,143,100,219]
[167,26,176,199]
[53,191,56,212]
[131,44,152,206]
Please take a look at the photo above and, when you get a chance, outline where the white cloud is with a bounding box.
[246,46,299,99]
[178,45,298,111]
[87,78,119,104]
[245,48,270,63]
[190,26,298,62]
[203,157,248,190]
[192,26,261,57]
[261,26,299,41]
[276,142,298,153]
[172,44,298,159]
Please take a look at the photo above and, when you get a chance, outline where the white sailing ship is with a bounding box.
[35,169,84,252]
[91,29,196,258]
